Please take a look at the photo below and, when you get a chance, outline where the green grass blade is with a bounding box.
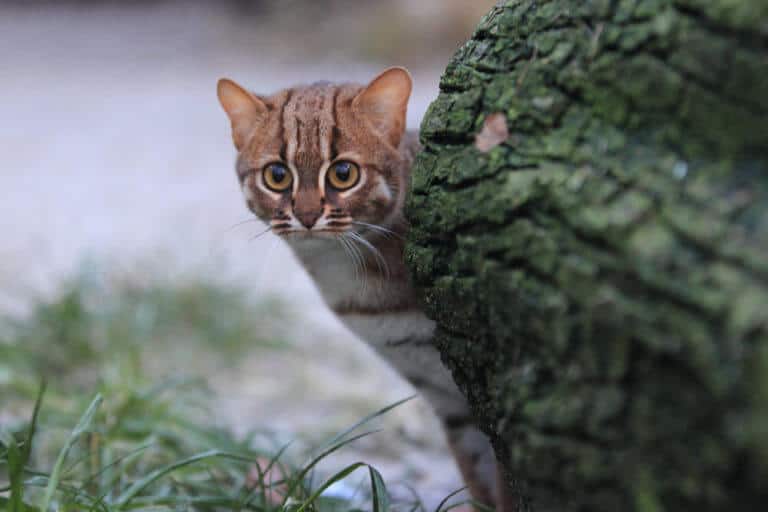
[0,496,42,512]
[283,429,381,505]
[39,393,103,512]
[444,500,494,512]
[434,486,468,512]
[399,483,427,512]
[2,382,45,512]
[322,396,414,449]
[240,440,294,507]
[369,466,389,512]
[294,462,367,512]
[7,382,46,512]
[113,449,253,507]
[21,382,46,467]
[81,441,153,488]
[116,494,263,510]
[1,428,24,512]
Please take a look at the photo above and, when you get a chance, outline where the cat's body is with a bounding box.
[218,69,508,510]
[285,132,467,422]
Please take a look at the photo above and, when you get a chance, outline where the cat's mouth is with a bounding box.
[278,228,348,239]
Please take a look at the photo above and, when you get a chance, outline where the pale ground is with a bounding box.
[0,2,483,508]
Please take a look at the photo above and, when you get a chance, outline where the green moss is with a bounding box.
[407,0,768,510]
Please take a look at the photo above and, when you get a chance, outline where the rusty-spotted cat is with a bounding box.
[217,68,511,511]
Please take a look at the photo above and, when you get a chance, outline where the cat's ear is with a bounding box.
[217,78,268,151]
[353,67,412,148]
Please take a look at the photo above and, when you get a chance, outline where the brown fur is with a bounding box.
[219,73,412,239]
[218,68,512,512]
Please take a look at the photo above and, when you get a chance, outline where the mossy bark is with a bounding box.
[405,1,768,510]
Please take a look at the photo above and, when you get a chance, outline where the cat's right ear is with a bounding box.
[217,78,268,151]
[353,67,412,148]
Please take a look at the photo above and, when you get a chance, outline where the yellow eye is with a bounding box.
[327,161,360,190]
[263,163,292,192]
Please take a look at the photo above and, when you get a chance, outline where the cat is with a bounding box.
[217,67,511,511]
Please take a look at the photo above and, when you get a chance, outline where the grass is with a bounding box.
[0,269,395,511]
[0,267,476,512]
[0,382,413,512]
[0,268,289,410]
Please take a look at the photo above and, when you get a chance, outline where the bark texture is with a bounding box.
[405,1,768,510]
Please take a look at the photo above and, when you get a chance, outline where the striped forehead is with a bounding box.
[281,84,337,179]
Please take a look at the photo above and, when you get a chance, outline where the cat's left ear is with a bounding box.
[217,78,268,151]
[353,67,412,148]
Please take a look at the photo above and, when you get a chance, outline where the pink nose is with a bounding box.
[295,210,321,229]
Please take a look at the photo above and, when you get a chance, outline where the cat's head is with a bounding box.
[217,68,412,241]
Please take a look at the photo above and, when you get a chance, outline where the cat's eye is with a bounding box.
[327,161,360,190]
[263,163,292,192]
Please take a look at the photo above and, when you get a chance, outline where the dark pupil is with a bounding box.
[271,165,286,182]
[335,163,350,181]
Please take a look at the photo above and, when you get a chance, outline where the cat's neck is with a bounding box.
[286,228,418,314]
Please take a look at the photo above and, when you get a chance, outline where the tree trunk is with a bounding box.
[405,1,768,510]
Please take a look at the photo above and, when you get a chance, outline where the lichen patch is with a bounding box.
[474,112,509,152]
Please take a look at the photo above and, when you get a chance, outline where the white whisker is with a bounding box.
[339,236,360,293]
[223,217,261,234]
[347,231,390,280]
[351,221,403,240]
[341,233,368,296]
[249,225,274,241]
[336,235,360,287]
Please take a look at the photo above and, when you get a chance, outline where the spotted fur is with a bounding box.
[218,68,510,511]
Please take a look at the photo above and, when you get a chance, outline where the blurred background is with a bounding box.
[0,0,497,508]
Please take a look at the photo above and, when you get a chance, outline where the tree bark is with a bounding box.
[405,1,768,510]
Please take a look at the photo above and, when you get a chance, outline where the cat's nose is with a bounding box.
[295,209,322,229]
